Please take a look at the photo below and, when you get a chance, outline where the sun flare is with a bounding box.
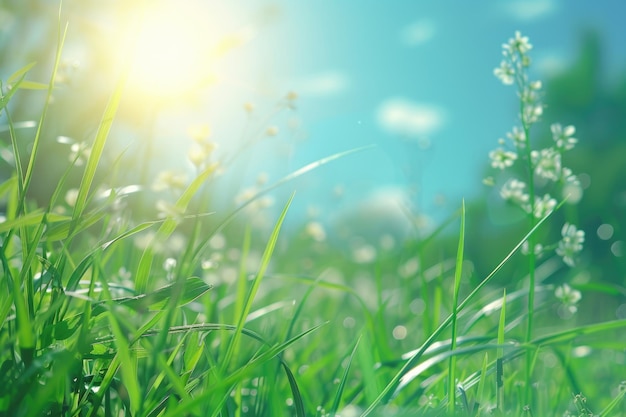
[126,3,217,99]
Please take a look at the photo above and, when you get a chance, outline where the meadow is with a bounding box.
[1,8,625,417]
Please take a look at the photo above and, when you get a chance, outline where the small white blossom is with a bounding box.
[507,31,533,55]
[506,126,527,149]
[187,124,211,143]
[523,104,543,124]
[551,124,577,151]
[494,60,515,85]
[305,221,327,242]
[556,223,585,267]
[489,148,517,169]
[152,170,188,192]
[188,142,217,168]
[69,142,91,166]
[500,179,529,206]
[156,199,185,221]
[521,241,543,256]
[555,283,582,313]
[561,167,583,204]
[520,85,541,104]
[532,194,557,219]
[532,148,561,181]
[163,257,177,273]
[64,188,79,207]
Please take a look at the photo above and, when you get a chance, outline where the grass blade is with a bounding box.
[188,146,374,270]
[222,193,293,371]
[598,382,626,417]
[448,200,465,415]
[135,163,217,293]
[69,61,128,235]
[329,335,361,417]
[496,289,506,413]
[474,353,489,416]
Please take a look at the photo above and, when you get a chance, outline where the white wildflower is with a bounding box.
[500,179,529,206]
[494,60,515,85]
[152,170,188,191]
[69,142,91,166]
[520,85,541,104]
[556,223,585,267]
[187,124,211,143]
[188,142,217,168]
[163,257,177,273]
[555,283,582,314]
[305,221,327,242]
[551,124,577,151]
[532,194,557,219]
[64,188,79,207]
[507,31,533,55]
[521,241,543,256]
[561,167,583,204]
[532,148,561,181]
[523,104,543,124]
[506,126,527,149]
[156,199,185,220]
[489,148,517,169]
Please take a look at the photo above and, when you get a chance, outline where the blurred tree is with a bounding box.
[544,30,626,287]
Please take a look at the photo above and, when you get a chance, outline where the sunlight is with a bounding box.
[126,3,217,100]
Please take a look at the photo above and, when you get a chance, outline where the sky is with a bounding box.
[194,0,626,232]
[4,0,626,235]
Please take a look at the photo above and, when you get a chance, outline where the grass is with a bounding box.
[0,19,625,417]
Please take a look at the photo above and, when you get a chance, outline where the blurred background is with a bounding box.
[0,0,625,279]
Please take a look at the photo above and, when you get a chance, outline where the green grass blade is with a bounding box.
[97,275,141,414]
[497,289,506,413]
[281,359,307,417]
[87,277,212,316]
[0,211,69,234]
[598,382,626,417]
[188,146,374,270]
[531,318,626,346]
[474,353,489,416]
[329,335,361,417]
[6,62,37,85]
[234,225,252,324]
[157,321,322,417]
[448,200,465,415]
[18,22,67,216]
[70,65,128,235]
[135,163,217,293]
[222,193,293,371]
[0,62,38,112]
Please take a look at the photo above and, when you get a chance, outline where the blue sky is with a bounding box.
[7,0,625,232]
[209,0,625,230]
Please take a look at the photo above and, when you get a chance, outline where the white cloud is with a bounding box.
[295,71,349,97]
[331,186,417,240]
[400,19,436,46]
[503,0,557,21]
[534,52,567,76]
[377,98,445,138]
